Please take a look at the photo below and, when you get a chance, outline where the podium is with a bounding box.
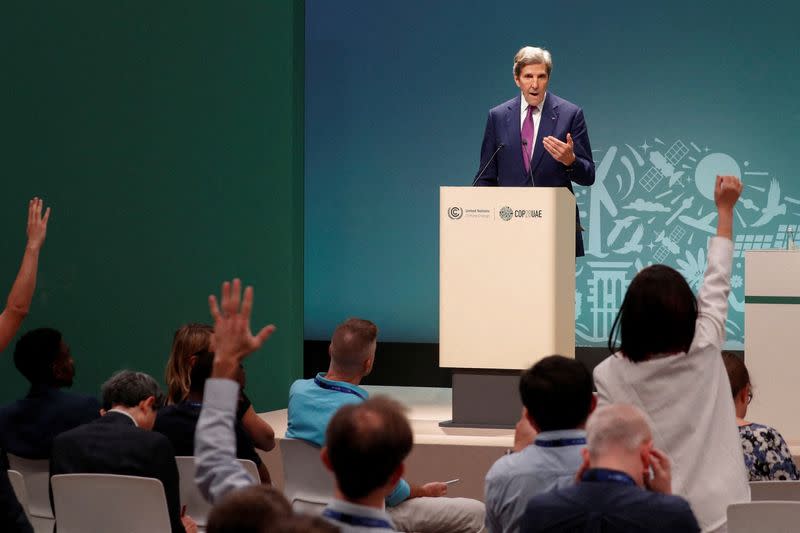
[745,250,800,442]
[439,186,576,428]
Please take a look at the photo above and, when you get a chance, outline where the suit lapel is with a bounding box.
[530,94,559,181]
[503,95,528,181]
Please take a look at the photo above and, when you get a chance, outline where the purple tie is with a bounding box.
[521,105,535,174]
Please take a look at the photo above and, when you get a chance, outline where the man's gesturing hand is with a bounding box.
[542,133,576,166]
[209,279,276,379]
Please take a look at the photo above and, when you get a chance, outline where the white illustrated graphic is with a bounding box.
[577,138,790,348]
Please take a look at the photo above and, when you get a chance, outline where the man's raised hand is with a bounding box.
[26,197,50,251]
[209,279,276,379]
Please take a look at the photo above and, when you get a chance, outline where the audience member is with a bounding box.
[484,355,595,533]
[286,317,484,532]
[0,328,99,459]
[0,198,49,353]
[206,485,292,533]
[165,323,276,452]
[320,396,412,532]
[593,176,749,532]
[520,404,700,533]
[50,370,196,533]
[154,350,270,483]
[722,351,799,480]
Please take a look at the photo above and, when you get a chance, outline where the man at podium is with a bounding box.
[474,46,595,256]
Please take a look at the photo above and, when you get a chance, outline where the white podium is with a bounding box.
[745,250,800,442]
[439,186,576,427]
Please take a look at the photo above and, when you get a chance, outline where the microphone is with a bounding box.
[472,143,505,186]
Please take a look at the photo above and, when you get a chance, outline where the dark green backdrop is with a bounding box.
[0,1,304,410]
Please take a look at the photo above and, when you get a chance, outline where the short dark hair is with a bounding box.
[722,351,750,397]
[13,328,63,385]
[519,355,594,431]
[330,318,378,372]
[326,396,412,500]
[206,485,292,533]
[101,370,165,409]
[608,265,697,363]
[189,350,215,394]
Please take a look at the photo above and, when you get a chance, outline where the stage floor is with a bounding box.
[258,385,514,501]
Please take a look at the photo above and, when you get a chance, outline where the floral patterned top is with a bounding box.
[739,423,800,481]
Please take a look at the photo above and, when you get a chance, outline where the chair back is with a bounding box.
[175,456,261,526]
[280,438,335,515]
[51,473,171,533]
[750,480,800,501]
[728,501,800,533]
[7,469,33,523]
[6,454,53,521]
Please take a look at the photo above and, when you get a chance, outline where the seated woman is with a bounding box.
[593,176,750,533]
[722,351,799,481]
[165,323,276,482]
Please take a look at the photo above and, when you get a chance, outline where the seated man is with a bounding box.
[0,328,99,459]
[50,370,196,533]
[206,485,292,533]
[153,350,270,483]
[320,396,411,532]
[286,318,484,533]
[484,355,596,533]
[520,404,700,533]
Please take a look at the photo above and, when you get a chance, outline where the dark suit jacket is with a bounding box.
[153,401,261,465]
[49,412,184,533]
[520,470,700,533]
[475,93,595,256]
[0,385,100,459]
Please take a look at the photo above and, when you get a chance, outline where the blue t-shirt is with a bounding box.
[286,373,411,506]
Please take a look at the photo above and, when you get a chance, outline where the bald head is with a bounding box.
[586,404,652,461]
[329,318,378,375]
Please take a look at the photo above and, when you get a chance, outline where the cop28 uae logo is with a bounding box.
[447,206,463,220]
[499,206,513,221]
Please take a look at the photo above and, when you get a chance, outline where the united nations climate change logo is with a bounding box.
[448,206,463,220]
[499,206,513,221]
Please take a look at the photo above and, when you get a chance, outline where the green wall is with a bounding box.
[0,1,304,410]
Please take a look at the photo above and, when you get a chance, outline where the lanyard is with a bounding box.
[582,468,637,486]
[534,437,586,448]
[314,376,367,400]
[322,509,393,529]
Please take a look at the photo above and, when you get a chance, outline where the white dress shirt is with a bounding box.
[519,92,547,163]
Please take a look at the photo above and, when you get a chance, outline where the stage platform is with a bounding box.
[258,385,513,502]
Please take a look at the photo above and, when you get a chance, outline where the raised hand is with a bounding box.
[26,197,50,250]
[645,448,672,494]
[209,279,276,379]
[714,175,743,211]
[542,133,576,166]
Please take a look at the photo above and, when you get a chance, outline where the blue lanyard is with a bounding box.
[582,468,636,486]
[314,376,367,400]
[185,401,203,409]
[534,437,586,448]
[322,509,393,529]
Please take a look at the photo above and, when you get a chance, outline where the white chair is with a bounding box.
[7,469,33,524]
[6,454,54,533]
[51,473,171,533]
[280,438,335,515]
[750,480,800,501]
[728,501,800,533]
[175,456,261,527]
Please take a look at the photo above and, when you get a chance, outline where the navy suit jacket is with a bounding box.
[50,412,185,533]
[520,472,700,533]
[475,93,595,256]
[0,385,100,460]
